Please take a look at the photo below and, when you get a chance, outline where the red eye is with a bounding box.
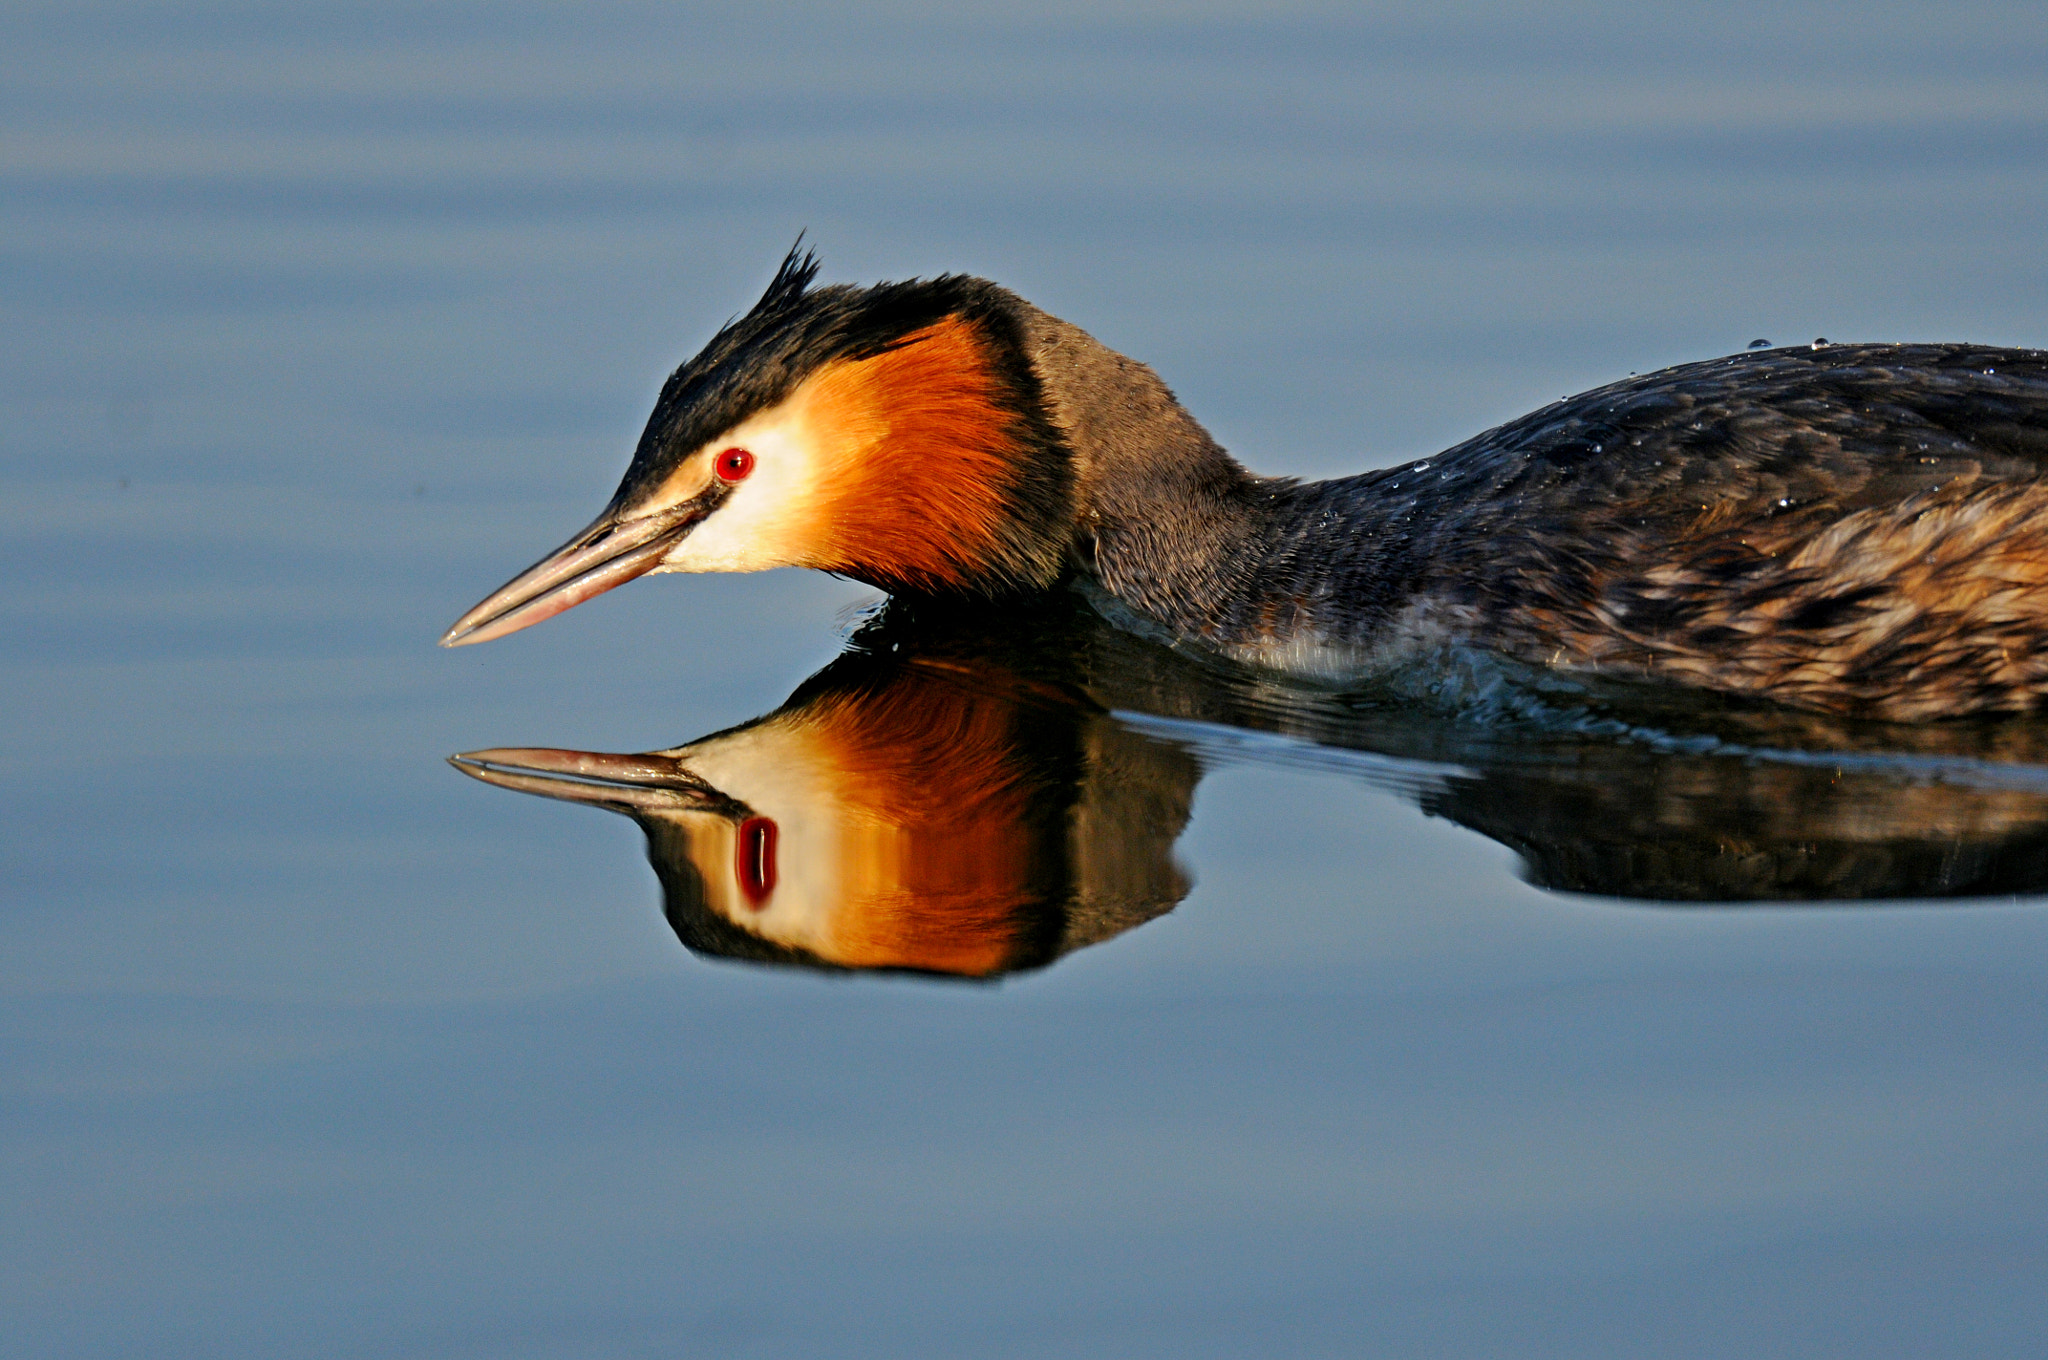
[735,816,777,907]
[715,447,754,482]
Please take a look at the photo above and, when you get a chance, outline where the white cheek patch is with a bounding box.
[675,725,855,958]
[652,405,828,575]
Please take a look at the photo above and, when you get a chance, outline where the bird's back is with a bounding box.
[1263,344,2048,718]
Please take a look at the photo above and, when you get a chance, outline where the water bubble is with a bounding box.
[1811,337,1829,349]
[1748,338,1771,349]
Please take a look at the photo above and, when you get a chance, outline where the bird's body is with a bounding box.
[1063,338,2048,720]
[445,250,2048,721]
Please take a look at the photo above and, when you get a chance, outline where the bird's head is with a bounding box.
[441,247,1076,646]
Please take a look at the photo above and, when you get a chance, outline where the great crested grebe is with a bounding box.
[443,248,2048,720]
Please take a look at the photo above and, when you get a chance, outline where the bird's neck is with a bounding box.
[1018,307,1301,644]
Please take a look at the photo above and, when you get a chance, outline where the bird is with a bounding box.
[442,246,2048,721]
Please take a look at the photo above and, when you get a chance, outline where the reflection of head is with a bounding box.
[461,652,1197,978]
[660,664,1086,975]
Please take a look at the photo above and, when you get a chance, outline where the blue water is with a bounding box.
[8,3,2048,1355]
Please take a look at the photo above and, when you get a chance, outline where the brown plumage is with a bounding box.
[1519,481,2048,718]
[1346,346,2048,719]
[802,315,1065,593]
[443,248,2048,719]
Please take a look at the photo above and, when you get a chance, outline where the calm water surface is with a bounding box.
[8,4,2048,1356]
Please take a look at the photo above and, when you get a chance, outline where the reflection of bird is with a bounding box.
[451,597,2048,982]
[452,633,1195,977]
[444,247,2048,719]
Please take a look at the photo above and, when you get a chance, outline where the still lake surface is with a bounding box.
[7,4,2048,1355]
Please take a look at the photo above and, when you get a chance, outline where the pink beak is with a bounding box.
[439,502,706,647]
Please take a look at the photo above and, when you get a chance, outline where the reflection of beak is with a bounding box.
[439,501,708,647]
[448,746,737,815]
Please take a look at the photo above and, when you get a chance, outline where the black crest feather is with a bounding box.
[760,236,821,314]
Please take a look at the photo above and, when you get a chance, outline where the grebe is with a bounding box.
[443,248,2048,720]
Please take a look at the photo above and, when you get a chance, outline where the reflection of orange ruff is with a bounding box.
[793,662,1075,976]
[804,317,1056,594]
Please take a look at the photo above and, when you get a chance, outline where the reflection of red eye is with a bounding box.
[736,816,777,907]
[715,447,754,482]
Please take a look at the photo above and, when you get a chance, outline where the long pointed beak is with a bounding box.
[439,503,705,647]
[448,747,736,814]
